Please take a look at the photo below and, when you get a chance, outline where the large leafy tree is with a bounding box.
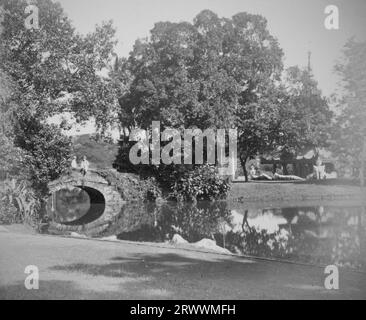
[117,15,238,131]
[0,0,118,194]
[118,10,283,130]
[0,0,118,126]
[332,39,366,186]
[238,65,333,180]
[236,85,287,179]
[277,67,333,162]
[115,10,284,176]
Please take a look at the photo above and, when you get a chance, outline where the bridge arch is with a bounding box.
[47,170,125,236]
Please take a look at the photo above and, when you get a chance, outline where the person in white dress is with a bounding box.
[313,158,326,180]
[80,156,90,176]
[71,156,78,170]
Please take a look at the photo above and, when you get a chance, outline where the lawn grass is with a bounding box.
[228,180,365,202]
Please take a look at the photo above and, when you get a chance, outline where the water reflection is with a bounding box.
[102,201,231,243]
[46,187,90,223]
[227,206,366,271]
[99,202,366,272]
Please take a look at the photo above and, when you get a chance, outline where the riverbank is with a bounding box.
[228,180,365,203]
[1,229,365,299]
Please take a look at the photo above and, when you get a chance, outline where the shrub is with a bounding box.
[14,113,72,195]
[97,169,162,201]
[0,134,26,180]
[113,137,231,201]
[170,164,230,201]
[0,178,41,226]
[0,109,73,226]
[0,198,18,224]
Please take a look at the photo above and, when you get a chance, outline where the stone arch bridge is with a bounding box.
[47,170,125,236]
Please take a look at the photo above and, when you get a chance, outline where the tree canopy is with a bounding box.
[0,0,118,194]
[116,10,283,132]
[0,3,336,188]
[114,10,332,180]
[332,39,366,185]
[0,0,118,127]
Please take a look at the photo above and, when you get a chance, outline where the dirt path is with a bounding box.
[0,229,365,300]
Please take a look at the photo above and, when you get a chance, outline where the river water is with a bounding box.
[47,186,366,272]
[98,200,366,272]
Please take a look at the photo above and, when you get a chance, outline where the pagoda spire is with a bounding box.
[307,51,312,73]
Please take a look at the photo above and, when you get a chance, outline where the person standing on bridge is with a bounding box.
[71,155,78,170]
[80,155,90,176]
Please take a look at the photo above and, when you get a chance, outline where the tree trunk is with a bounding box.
[272,163,277,174]
[241,210,249,233]
[358,207,365,266]
[360,140,366,188]
[240,157,248,182]
[361,163,364,188]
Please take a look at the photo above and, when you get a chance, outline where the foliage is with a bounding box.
[0,0,119,226]
[113,10,332,181]
[113,136,137,173]
[0,131,26,179]
[164,201,231,242]
[102,201,232,243]
[230,227,289,258]
[236,86,286,179]
[96,169,162,201]
[0,0,118,129]
[0,69,25,179]
[170,164,230,201]
[221,210,290,257]
[280,66,333,154]
[113,10,287,183]
[113,155,230,201]
[237,66,333,180]
[0,178,41,225]
[13,111,72,194]
[332,39,366,185]
[112,136,231,201]
[115,10,283,132]
[0,196,18,224]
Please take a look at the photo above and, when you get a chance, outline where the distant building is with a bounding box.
[260,149,337,179]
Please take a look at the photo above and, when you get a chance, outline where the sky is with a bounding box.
[57,0,366,97]
[52,0,366,136]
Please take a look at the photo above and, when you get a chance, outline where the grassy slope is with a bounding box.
[72,134,119,169]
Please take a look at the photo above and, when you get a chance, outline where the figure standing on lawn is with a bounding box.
[313,158,326,180]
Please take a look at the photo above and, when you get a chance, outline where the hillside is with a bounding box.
[71,134,119,169]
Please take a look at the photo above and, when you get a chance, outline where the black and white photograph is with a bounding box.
[0,0,366,304]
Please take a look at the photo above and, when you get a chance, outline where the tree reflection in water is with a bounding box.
[99,202,366,271]
[225,205,366,271]
[101,201,232,243]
